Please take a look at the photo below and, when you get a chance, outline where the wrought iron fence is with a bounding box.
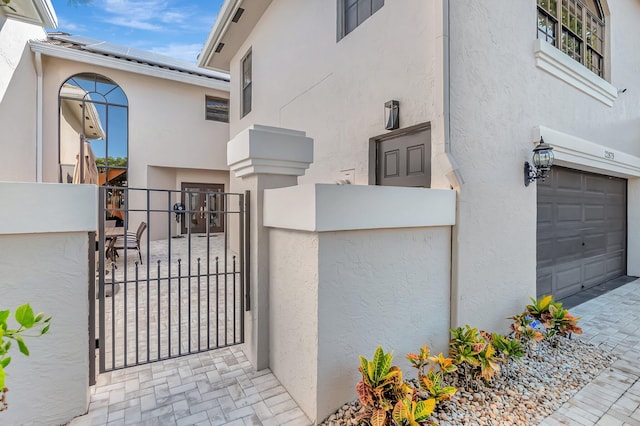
[93,186,248,373]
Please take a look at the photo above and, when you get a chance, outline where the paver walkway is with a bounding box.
[69,345,311,425]
[541,279,640,426]
[72,279,640,425]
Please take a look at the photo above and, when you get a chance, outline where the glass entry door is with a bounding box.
[181,183,225,234]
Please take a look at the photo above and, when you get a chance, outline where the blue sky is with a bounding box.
[50,0,224,63]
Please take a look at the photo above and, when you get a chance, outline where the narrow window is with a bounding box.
[338,0,384,40]
[536,0,605,77]
[205,96,229,123]
[241,51,252,117]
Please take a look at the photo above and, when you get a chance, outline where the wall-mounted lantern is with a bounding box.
[524,137,554,186]
[384,100,399,130]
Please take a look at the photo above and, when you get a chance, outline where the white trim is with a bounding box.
[29,41,230,91]
[264,184,456,232]
[198,0,242,69]
[34,0,57,28]
[534,125,640,178]
[35,51,43,183]
[533,39,617,107]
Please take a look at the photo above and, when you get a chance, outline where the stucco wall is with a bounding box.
[226,0,441,185]
[448,0,640,331]
[0,18,46,182]
[269,226,451,423]
[40,56,229,187]
[0,182,96,425]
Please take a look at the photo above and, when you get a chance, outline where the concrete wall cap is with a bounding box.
[264,184,456,232]
[0,182,97,234]
[227,124,314,178]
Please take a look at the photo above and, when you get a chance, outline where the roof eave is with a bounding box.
[198,0,242,71]
[30,40,230,92]
[35,0,58,28]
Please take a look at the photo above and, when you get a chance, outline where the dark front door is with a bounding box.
[374,125,431,187]
[181,183,225,234]
[537,167,627,299]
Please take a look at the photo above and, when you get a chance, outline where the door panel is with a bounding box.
[181,183,225,234]
[375,128,431,187]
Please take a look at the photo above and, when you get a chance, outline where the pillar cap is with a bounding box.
[227,125,314,178]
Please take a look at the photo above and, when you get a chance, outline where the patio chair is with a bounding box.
[113,221,147,264]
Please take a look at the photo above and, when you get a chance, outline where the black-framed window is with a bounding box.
[205,96,229,122]
[338,0,384,40]
[241,51,252,117]
[537,0,605,77]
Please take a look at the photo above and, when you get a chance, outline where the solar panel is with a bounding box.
[49,34,229,81]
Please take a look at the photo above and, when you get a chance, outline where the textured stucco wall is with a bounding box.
[0,232,90,426]
[269,228,319,420]
[0,182,93,424]
[40,56,229,187]
[226,0,441,185]
[448,0,640,331]
[0,18,46,182]
[269,226,451,423]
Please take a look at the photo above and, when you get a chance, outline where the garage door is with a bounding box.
[537,167,626,299]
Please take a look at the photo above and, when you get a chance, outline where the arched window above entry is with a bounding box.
[537,0,605,77]
[59,73,129,221]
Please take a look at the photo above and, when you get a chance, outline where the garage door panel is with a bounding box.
[584,205,605,221]
[556,172,582,190]
[537,204,553,224]
[537,167,627,299]
[556,206,582,223]
[584,176,607,193]
[606,253,625,274]
[583,258,606,281]
[537,271,553,296]
[537,238,555,262]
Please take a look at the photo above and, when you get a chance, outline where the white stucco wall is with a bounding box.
[40,56,230,187]
[266,184,454,422]
[0,182,95,425]
[448,0,640,331]
[269,226,451,423]
[0,18,46,182]
[226,0,442,185]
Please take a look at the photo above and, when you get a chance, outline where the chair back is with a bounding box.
[136,222,147,243]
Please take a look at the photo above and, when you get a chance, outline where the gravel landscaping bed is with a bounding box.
[320,337,615,425]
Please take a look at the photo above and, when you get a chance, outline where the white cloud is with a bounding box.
[149,43,203,63]
[56,17,87,32]
[99,0,197,31]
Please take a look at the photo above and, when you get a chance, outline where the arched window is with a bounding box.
[537,0,605,77]
[59,73,128,222]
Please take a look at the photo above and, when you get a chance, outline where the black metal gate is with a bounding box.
[92,186,249,373]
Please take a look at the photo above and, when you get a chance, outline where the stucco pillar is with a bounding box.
[628,178,640,276]
[227,125,313,370]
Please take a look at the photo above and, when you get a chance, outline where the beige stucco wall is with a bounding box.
[226,0,442,185]
[40,56,229,187]
[0,182,96,425]
[0,18,46,182]
[269,226,451,423]
[448,0,640,331]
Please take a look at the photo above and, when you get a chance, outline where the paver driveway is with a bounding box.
[541,279,640,426]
